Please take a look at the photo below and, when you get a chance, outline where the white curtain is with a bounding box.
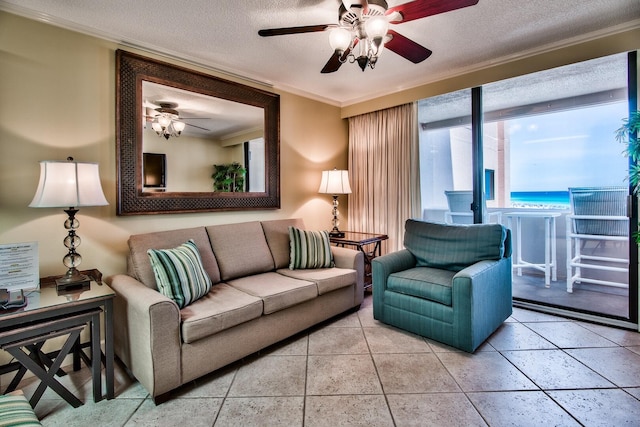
[347,102,421,253]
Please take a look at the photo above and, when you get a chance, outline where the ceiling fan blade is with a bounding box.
[385,30,432,63]
[321,52,345,74]
[320,40,358,73]
[185,122,210,131]
[387,0,479,24]
[259,24,333,37]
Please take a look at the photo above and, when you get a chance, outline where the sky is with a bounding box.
[508,102,629,192]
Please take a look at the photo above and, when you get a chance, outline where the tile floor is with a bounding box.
[14,294,640,426]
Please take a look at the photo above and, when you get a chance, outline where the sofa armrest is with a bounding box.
[331,246,365,305]
[106,274,182,398]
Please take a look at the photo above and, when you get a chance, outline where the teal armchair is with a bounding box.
[372,220,512,352]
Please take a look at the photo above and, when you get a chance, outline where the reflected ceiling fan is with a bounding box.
[145,102,210,140]
[258,0,479,73]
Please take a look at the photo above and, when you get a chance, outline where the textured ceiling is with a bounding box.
[1,0,639,106]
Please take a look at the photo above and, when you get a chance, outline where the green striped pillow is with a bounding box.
[148,240,212,308]
[0,392,41,426]
[288,227,335,270]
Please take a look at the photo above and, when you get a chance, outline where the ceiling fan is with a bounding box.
[145,102,210,140]
[258,0,479,73]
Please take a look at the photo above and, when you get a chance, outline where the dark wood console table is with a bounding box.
[330,231,388,291]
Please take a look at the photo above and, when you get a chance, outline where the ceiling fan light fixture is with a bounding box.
[356,55,369,71]
[157,114,172,129]
[172,120,186,133]
[259,0,467,73]
[366,0,388,15]
[364,15,388,42]
[329,27,352,55]
[151,112,184,140]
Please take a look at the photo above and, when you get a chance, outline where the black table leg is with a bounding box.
[5,326,85,408]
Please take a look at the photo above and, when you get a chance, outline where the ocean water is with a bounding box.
[510,191,570,207]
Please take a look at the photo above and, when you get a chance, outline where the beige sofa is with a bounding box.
[107,218,364,403]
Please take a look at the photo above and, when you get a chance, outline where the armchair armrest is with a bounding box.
[372,249,417,314]
[451,257,513,348]
[106,274,182,398]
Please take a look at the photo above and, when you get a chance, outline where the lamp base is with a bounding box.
[329,230,345,238]
[55,272,91,292]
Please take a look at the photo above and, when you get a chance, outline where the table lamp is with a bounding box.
[29,157,108,290]
[318,168,352,238]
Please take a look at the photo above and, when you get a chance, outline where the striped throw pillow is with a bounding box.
[148,240,212,308]
[288,227,335,270]
[0,391,41,426]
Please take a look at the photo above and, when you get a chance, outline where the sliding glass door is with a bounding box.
[418,89,474,224]
[419,52,637,326]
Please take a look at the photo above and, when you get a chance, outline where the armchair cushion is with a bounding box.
[388,267,456,306]
[404,219,506,272]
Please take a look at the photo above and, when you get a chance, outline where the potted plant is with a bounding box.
[616,110,640,242]
[616,110,640,194]
[212,162,246,192]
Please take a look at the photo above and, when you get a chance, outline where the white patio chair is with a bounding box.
[444,191,502,224]
[565,187,629,292]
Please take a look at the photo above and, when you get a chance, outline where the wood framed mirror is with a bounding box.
[116,50,280,215]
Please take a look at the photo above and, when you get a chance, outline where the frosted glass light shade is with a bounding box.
[157,114,172,128]
[364,15,389,40]
[29,160,109,208]
[329,27,352,53]
[318,169,352,195]
[172,120,186,133]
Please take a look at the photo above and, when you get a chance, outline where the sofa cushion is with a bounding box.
[387,267,456,306]
[148,240,213,309]
[206,222,275,281]
[180,283,263,344]
[128,227,221,290]
[227,272,317,314]
[261,218,306,269]
[289,227,334,269]
[404,219,506,272]
[277,267,355,295]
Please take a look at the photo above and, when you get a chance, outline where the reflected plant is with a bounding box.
[212,162,246,192]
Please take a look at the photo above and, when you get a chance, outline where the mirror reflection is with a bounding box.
[116,49,280,215]
[142,81,265,193]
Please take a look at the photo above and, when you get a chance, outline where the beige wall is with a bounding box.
[0,12,349,279]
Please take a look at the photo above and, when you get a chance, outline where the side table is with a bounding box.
[330,231,388,291]
[505,211,561,286]
[0,269,115,407]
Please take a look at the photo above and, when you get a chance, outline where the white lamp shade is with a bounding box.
[29,160,109,208]
[318,169,352,195]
